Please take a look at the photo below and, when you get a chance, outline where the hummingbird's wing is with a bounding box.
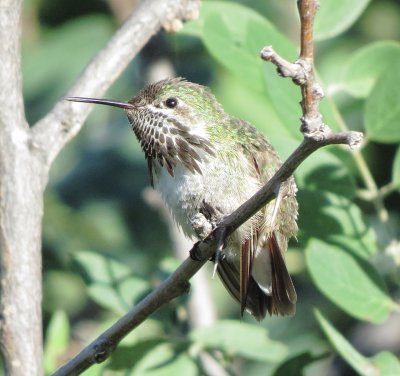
[218,117,298,318]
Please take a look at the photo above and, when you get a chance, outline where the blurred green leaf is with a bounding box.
[371,351,400,375]
[314,0,371,41]
[315,310,400,376]
[299,191,375,258]
[315,309,375,376]
[110,342,197,376]
[365,67,400,143]
[392,146,400,187]
[108,339,166,371]
[307,240,396,323]
[23,16,113,100]
[190,320,287,363]
[272,351,329,376]
[44,310,70,375]
[43,271,87,315]
[342,41,400,98]
[74,250,149,314]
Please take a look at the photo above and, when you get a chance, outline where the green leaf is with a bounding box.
[392,146,400,188]
[314,0,371,41]
[190,320,287,363]
[182,2,296,93]
[272,351,329,376]
[263,64,302,138]
[108,339,166,370]
[298,191,375,258]
[307,240,396,323]
[315,310,376,376]
[110,342,197,375]
[74,250,149,314]
[23,16,113,100]
[269,137,356,197]
[372,351,400,375]
[342,41,400,98]
[365,67,400,143]
[44,310,70,374]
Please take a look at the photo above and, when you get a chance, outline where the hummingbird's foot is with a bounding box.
[189,241,203,261]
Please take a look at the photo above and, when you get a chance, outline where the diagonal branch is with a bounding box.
[30,0,200,168]
[52,0,363,374]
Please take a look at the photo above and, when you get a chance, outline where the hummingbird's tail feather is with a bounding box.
[265,234,297,315]
[216,257,267,320]
[216,233,296,320]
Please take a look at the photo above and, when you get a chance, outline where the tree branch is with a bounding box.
[52,0,363,374]
[0,1,45,375]
[30,0,200,168]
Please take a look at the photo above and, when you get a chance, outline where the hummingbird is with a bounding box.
[67,78,298,320]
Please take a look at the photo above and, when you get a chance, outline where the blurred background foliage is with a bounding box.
[14,0,400,374]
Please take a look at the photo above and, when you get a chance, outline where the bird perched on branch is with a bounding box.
[67,78,298,320]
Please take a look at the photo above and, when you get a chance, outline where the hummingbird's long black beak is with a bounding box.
[66,96,135,110]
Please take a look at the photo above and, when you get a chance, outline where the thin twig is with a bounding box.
[52,0,363,374]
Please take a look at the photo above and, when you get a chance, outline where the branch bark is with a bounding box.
[0,0,44,375]
[0,1,200,375]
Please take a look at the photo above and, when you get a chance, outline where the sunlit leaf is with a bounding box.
[342,41,400,98]
[365,68,400,143]
[44,311,70,374]
[372,351,400,375]
[74,250,149,314]
[307,241,396,323]
[181,1,296,93]
[190,320,287,362]
[314,0,371,41]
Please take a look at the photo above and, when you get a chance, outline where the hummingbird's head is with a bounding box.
[67,78,219,176]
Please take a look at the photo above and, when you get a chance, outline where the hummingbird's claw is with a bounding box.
[189,241,203,261]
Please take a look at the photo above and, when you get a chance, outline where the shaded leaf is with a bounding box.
[108,339,166,370]
[307,241,396,323]
[110,342,197,376]
[190,320,287,363]
[272,351,329,376]
[315,310,400,376]
[392,146,400,188]
[314,0,371,41]
[298,191,375,258]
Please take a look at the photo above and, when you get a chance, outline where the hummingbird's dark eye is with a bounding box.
[165,97,178,109]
